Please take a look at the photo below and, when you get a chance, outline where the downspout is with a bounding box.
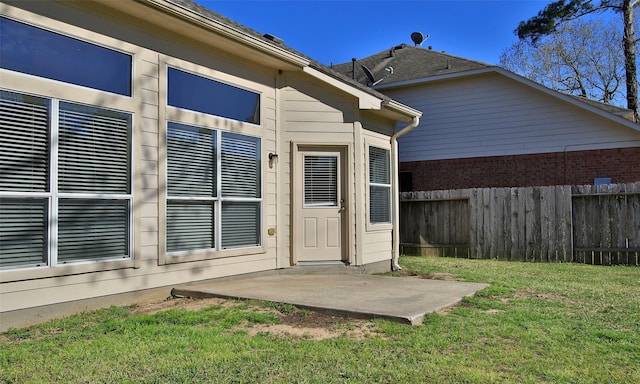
[390,116,420,271]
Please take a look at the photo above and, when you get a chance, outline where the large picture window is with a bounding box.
[0,90,133,269]
[0,17,132,96]
[166,123,261,254]
[369,146,391,224]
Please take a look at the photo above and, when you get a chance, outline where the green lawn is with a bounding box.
[2,256,639,383]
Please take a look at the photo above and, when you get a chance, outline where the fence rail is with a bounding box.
[400,183,640,265]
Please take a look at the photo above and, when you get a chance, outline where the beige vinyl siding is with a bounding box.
[0,255,276,312]
[1,2,278,313]
[136,54,161,265]
[278,71,359,265]
[360,129,394,264]
[388,73,640,162]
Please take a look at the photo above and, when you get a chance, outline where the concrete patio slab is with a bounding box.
[172,274,489,325]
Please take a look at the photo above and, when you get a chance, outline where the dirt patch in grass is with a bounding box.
[131,297,230,315]
[397,271,458,281]
[512,289,576,305]
[246,308,380,341]
[132,296,381,341]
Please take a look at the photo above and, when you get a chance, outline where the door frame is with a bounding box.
[291,142,352,265]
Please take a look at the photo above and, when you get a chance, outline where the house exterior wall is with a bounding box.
[386,73,640,161]
[0,1,401,327]
[0,1,279,318]
[383,72,640,190]
[277,72,396,267]
[360,114,396,265]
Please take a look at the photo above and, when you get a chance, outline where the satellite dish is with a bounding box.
[411,32,424,46]
[361,65,375,86]
[361,65,394,87]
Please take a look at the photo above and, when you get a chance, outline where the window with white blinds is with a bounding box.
[221,202,260,248]
[369,146,391,224]
[57,199,129,262]
[304,156,338,207]
[221,132,261,198]
[0,90,132,269]
[58,103,131,194]
[166,123,261,254]
[0,198,48,267]
[0,92,50,192]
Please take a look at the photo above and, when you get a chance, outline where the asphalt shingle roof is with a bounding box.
[331,44,637,123]
[331,44,490,86]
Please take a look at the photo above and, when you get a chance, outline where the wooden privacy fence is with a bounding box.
[399,183,640,265]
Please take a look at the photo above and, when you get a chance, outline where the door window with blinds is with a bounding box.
[304,155,338,207]
[369,146,391,224]
[166,123,261,253]
[0,90,132,269]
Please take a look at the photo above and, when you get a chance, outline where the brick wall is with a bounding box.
[400,147,640,191]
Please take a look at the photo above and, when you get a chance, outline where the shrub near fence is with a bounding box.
[400,183,640,265]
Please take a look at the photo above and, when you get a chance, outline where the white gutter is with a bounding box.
[390,115,420,270]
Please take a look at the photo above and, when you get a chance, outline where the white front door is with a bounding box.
[295,148,345,263]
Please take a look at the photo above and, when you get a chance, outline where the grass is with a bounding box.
[2,256,639,383]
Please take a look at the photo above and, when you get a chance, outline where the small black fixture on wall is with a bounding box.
[268,152,278,168]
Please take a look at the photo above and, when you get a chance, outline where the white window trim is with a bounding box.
[158,58,267,264]
[0,92,135,280]
[0,8,139,283]
[163,122,265,262]
[365,143,393,231]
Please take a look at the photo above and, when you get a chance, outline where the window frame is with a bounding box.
[0,14,134,98]
[366,144,393,231]
[0,90,135,277]
[163,122,264,262]
[160,60,265,264]
[167,67,260,125]
[0,6,139,283]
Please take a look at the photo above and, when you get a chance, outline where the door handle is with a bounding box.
[339,198,346,212]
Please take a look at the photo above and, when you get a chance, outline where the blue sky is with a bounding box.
[196,0,554,66]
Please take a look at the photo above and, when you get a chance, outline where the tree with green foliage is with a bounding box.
[517,0,638,121]
[502,18,625,106]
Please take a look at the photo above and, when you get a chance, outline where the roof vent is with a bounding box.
[263,33,284,44]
